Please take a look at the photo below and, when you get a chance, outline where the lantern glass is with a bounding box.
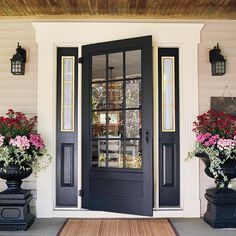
[211,60,226,76]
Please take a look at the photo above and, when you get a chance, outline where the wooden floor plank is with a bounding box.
[117,219,131,236]
[59,219,177,236]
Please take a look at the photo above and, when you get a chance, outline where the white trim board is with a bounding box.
[33,22,204,218]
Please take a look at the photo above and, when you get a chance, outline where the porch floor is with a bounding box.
[0,218,236,236]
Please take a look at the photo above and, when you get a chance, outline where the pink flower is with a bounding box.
[196,133,211,142]
[29,134,45,150]
[0,135,5,147]
[206,134,220,146]
[196,133,220,147]
[196,133,211,143]
[217,138,236,151]
[10,135,30,150]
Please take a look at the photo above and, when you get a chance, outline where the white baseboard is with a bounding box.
[36,200,54,218]
[183,199,201,217]
[50,208,200,218]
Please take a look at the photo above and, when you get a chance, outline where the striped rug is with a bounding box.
[58,219,178,236]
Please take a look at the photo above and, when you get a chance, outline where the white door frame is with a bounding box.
[33,22,204,218]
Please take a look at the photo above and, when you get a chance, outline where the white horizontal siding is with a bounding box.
[0,22,37,209]
[199,21,236,216]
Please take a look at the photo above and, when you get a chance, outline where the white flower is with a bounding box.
[0,135,5,147]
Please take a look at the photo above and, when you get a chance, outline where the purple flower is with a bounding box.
[29,134,45,150]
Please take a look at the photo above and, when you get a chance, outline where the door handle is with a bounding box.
[145,130,149,143]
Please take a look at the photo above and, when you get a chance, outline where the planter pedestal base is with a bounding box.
[204,188,236,228]
[0,189,35,231]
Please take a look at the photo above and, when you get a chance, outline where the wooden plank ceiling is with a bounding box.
[0,0,236,19]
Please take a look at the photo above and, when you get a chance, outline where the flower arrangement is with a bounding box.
[0,109,51,172]
[189,110,236,188]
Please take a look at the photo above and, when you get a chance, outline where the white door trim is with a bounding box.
[33,22,204,218]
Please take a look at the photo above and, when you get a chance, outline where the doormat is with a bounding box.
[57,219,178,236]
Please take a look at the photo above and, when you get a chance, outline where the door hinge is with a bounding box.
[78,57,84,64]
[78,189,84,197]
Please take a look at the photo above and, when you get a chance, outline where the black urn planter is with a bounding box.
[196,153,236,188]
[0,163,35,231]
[197,153,236,228]
[0,163,32,191]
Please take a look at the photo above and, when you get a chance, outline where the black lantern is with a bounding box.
[10,43,26,75]
[209,43,226,76]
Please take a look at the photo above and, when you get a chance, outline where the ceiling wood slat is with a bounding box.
[0,0,235,19]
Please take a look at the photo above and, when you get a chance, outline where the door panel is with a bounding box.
[158,48,180,207]
[56,48,78,207]
[82,36,153,216]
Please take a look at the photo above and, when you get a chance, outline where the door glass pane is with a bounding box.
[162,57,175,132]
[108,139,123,168]
[63,58,73,81]
[91,50,142,169]
[92,55,106,82]
[108,81,123,109]
[126,79,141,108]
[126,50,141,79]
[107,111,123,136]
[97,139,107,167]
[92,111,106,138]
[61,56,74,132]
[126,110,141,138]
[108,52,123,80]
[64,83,73,106]
[92,83,106,110]
[125,140,142,169]
[63,107,73,130]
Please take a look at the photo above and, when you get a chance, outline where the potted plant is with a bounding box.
[189,110,236,189]
[0,109,51,230]
[0,109,51,189]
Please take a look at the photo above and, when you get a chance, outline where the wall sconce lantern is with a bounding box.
[10,43,26,75]
[209,43,226,76]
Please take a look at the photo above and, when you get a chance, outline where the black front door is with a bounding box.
[82,36,153,216]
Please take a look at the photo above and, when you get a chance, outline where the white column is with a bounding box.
[181,44,200,217]
[36,42,56,217]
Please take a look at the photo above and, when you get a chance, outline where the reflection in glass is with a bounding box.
[90,50,144,169]
[126,80,141,108]
[107,111,123,136]
[126,110,141,138]
[61,57,74,132]
[92,55,106,82]
[108,53,123,80]
[126,50,141,79]
[162,57,175,132]
[95,139,107,167]
[92,111,106,138]
[92,83,106,110]
[107,139,123,168]
[125,140,142,169]
[108,81,123,109]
